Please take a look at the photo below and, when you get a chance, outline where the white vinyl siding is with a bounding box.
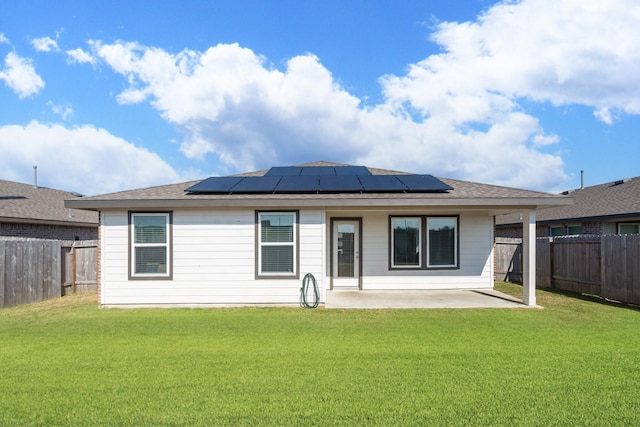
[99,207,493,306]
[100,209,324,306]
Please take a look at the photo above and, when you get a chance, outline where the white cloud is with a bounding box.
[532,134,560,147]
[593,107,615,125]
[31,36,59,52]
[0,121,188,195]
[66,48,96,65]
[0,33,8,44]
[85,0,640,191]
[0,52,45,98]
[384,0,640,122]
[47,101,74,120]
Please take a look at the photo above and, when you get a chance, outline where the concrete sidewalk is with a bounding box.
[325,289,531,309]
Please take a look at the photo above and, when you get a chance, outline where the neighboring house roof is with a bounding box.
[0,179,98,227]
[65,161,571,213]
[496,176,640,226]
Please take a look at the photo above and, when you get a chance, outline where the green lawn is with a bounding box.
[1,284,639,426]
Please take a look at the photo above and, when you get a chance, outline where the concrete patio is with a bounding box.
[325,289,534,309]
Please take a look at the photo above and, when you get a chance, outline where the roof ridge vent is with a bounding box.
[613,179,625,186]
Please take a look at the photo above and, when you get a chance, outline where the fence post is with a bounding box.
[549,237,555,289]
[600,234,605,297]
[70,244,77,293]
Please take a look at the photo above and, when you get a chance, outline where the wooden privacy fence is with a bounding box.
[0,238,97,308]
[496,235,640,305]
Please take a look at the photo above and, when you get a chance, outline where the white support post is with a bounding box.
[522,209,537,306]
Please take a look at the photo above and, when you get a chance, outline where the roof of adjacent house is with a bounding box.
[496,176,640,226]
[65,161,572,213]
[0,179,98,227]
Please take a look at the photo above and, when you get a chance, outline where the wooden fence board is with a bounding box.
[495,238,522,282]
[7,241,18,307]
[602,234,640,305]
[0,242,4,308]
[630,235,640,305]
[536,238,551,287]
[498,234,640,306]
[551,237,601,295]
[0,238,93,308]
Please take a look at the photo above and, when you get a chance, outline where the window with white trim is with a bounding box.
[566,225,582,235]
[427,217,457,267]
[618,223,640,234]
[390,215,459,269]
[549,226,564,237]
[130,212,171,279]
[257,211,297,277]
[391,217,421,268]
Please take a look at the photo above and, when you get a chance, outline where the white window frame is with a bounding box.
[427,217,458,268]
[390,217,422,269]
[618,223,640,235]
[130,212,171,279]
[549,226,564,237]
[566,224,582,235]
[257,211,298,278]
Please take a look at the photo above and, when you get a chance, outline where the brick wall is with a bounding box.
[495,224,551,238]
[0,222,98,240]
[494,226,523,238]
[582,221,602,235]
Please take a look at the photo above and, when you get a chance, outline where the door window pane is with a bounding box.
[337,224,355,277]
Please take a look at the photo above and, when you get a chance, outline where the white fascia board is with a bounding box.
[65,196,572,211]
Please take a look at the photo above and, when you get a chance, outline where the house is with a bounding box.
[0,179,98,240]
[496,176,640,238]
[65,161,571,307]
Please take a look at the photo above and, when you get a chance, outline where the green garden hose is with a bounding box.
[300,273,319,308]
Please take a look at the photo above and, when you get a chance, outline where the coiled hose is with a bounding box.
[300,273,319,309]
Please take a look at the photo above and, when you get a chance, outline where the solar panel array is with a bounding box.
[186,166,453,194]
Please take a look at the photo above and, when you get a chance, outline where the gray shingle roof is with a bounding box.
[0,180,98,226]
[496,176,640,225]
[65,161,571,211]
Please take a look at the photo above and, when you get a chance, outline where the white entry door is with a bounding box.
[332,220,360,288]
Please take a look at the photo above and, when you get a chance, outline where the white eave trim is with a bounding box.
[65,196,572,211]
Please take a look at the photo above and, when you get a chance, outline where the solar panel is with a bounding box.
[359,175,407,192]
[186,166,453,194]
[319,175,363,192]
[335,166,371,176]
[396,175,453,192]
[230,176,281,193]
[265,166,302,176]
[186,177,243,193]
[275,175,319,193]
[300,166,336,175]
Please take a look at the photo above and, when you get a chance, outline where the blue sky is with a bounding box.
[1,0,639,195]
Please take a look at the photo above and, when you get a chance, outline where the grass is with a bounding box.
[1,284,640,426]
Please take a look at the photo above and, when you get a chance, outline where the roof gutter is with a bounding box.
[65,196,573,211]
[0,216,98,227]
